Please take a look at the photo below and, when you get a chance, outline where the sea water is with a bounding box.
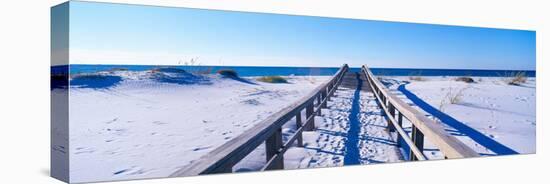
[51,64,536,77]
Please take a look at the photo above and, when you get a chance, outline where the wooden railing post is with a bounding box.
[396,112,403,147]
[306,102,315,131]
[388,103,396,132]
[265,128,284,170]
[295,112,303,147]
[331,80,338,96]
[410,125,425,161]
[321,88,328,108]
[329,80,334,96]
[380,92,385,105]
[316,93,322,115]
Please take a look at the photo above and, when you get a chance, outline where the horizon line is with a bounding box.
[51,63,537,72]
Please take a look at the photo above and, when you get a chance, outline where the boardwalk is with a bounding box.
[171,65,478,177]
[298,72,402,167]
[229,72,402,171]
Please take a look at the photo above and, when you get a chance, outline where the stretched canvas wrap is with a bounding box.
[51,1,536,183]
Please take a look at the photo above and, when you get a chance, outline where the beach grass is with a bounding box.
[507,71,527,85]
[446,87,468,104]
[455,76,475,83]
[179,57,213,75]
[257,76,288,83]
[217,69,238,78]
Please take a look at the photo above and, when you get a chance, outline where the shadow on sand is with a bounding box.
[343,73,362,165]
[151,68,212,85]
[225,76,258,85]
[397,82,518,155]
[70,74,123,89]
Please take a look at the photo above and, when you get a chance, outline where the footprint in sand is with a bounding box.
[152,121,168,125]
[74,147,96,154]
[332,157,341,163]
[105,118,118,124]
[104,149,120,155]
[241,99,262,105]
[515,96,528,102]
[192,146,212,152]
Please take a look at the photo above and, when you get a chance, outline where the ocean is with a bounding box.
[51,64,536,77]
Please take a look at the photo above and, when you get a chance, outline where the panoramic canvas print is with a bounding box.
[51,1,536,183]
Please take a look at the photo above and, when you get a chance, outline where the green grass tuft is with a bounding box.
[257,76,288,83]
[217,69,238,78]
[455,76,475,83]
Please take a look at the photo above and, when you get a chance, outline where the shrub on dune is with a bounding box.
[217,69,239,78]
[257,76,288,83]
[217,69,258,85]
[448,87,468,104]
[151,67,187,74]
[150,67,210,85]
[409,76,425,81]
[455,76,475,83]
[507,71,527,86]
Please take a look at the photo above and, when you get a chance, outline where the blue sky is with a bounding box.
[66,1,536,70]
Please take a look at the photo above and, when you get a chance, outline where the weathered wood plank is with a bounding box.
[318,93,324,116]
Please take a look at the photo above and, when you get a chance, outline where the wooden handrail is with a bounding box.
[171,64,349,177]
[361,65,479,159]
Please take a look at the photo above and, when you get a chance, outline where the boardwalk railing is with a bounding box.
[171,64,349,177]
[361,65,479,160]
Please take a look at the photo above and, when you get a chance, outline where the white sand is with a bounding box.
[381,76,535,158]
[63,70,330,183]
[55,71,535,183]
